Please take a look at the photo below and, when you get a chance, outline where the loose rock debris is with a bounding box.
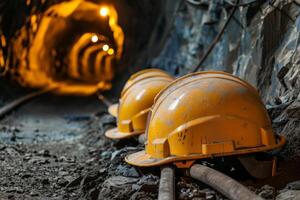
[0,95,299,200]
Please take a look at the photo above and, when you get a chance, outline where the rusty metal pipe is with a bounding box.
[188,164,263,200]
[158,166,175,200]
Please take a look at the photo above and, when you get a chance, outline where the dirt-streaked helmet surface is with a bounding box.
[125,71,285,167]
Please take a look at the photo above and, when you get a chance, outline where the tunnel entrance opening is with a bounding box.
[1,0,164,98]
[9,0,124,95]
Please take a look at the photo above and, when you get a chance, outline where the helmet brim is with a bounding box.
[125,135,286,167]
[108,103,118,117]
[105,127,144,139]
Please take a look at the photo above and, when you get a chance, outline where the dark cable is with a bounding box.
[192,1,238,72]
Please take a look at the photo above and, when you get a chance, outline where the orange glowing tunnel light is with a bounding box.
[68,33,109,80]
[91,35,99,43]
[30,15,38,32]
[1,35,6,47]
[0,49,5,68]
[102,44,109,51]
[81,43,106,80]
[103,53,115,81]
[69,35,115,84]
[99,4,124,60]
[99,6,109,17]
[11,0,124,96]
[94,50,108,80]
[107,48,114,55]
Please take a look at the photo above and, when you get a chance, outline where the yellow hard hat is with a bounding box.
[108,103,119,117]
[108,68,172,117]
[105,75,174,139]
[125,71,285,167]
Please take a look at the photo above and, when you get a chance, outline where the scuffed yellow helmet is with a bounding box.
[105,75,174,139]
[125,71,285,167]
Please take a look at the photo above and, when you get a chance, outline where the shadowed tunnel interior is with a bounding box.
[0,0,163,95]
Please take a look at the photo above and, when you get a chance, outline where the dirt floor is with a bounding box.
[0,94,300,200]
[0,93,157,200]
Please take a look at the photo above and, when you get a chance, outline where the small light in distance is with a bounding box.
[99,7,109,17]
[91,35,98,43]
[102,44,109,51]
[107,48,114,55]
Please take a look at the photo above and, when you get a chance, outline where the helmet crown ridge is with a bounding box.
[121,68,172,97]
[108,68,172,117]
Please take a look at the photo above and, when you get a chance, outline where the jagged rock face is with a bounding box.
[147,0,300,159]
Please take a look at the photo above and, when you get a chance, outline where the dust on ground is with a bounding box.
[0,94,299,200]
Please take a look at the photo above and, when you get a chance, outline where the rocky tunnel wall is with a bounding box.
[141,0,300,160]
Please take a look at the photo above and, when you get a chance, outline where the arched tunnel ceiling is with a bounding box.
[0,0,164,95]
[68,33,112,83]
[15,1,122,94]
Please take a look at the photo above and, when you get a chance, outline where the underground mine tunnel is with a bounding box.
[0,0,300,199]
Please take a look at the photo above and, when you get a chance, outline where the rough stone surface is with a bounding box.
[276,190,300,200]
[149,0,300,160]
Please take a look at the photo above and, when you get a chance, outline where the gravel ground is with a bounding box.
[0,93,299,200]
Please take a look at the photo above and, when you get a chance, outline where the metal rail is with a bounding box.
[158,166,175,200]
[188,164,263,200]
[0,86,57,118]
[98,94,112,107]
